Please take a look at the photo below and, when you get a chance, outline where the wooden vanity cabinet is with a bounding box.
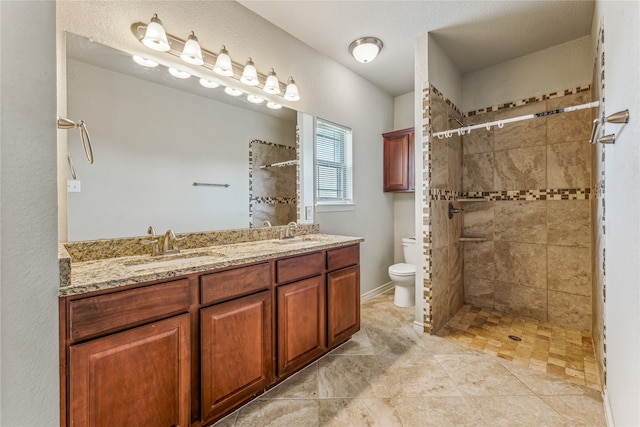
[276,252,326,377]
[326,245,361,348]
[199,264,272,423]
[63,278,192,427]
[383,128,415,192]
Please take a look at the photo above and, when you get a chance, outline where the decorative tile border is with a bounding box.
[251,196,296,205]
[430,85,462,116]
[465,188,593,201]
[465,85,591,118]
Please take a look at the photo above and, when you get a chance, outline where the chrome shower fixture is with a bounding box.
[449,116,465,128]
[57,116,94,164]
[448,202,463,219]
[589,109,630,145]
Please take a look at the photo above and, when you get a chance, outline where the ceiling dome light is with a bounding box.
[284,77,300,101]
[142,14,170,52]
[180,31,204,65]
[263,69,280,95]
[349,37,383,63]
[168,67,191,79]
[213,45,233,76]
[266,101,282,110]
[240,58,259,86]
[199,78,220,88]
[247,94,264,104]
[224,86,243,96]
[132,55,159,68]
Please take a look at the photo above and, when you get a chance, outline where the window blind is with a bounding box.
[316,119,352,203]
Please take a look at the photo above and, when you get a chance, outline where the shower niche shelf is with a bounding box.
[459,236,488,242]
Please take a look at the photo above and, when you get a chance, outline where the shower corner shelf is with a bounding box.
[455,198,487,202]
[459,236,488,242]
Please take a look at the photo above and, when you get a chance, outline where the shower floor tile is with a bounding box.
[437,304,602,391]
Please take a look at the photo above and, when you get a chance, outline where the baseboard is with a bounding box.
[413,320,424,333]
[360,281,395,303]
[603,389,614,426]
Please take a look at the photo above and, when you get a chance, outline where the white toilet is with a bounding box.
[388,237,416,307]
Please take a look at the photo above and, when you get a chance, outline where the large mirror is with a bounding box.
[65,33,303,241]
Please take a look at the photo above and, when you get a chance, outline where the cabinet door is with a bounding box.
[200,291,272,422]
[69,314,190,427]
[277,276,326,376]
[327,265,361,348]
[384,134,410,191]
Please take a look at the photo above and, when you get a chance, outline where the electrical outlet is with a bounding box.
[67,180,81,193]
[305,206,313,220]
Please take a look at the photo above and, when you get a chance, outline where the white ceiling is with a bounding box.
[238,0,595,96]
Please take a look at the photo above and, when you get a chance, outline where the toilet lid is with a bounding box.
[389,263,415,275]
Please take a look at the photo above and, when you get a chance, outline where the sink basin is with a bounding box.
[123,250,225,272]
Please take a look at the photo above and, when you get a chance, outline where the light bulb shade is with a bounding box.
[349,37,383,63]
[284,77,300,101]
[266,101,282,110]
[240,58,259,86]
[133,55,159,68]
[224,86,243,96]
[180,32,204,65]
[199,78,220,89]
[168,67,191,79]
[142,14,170,52]
[263,69,280,95]
[213,46,234,76]
[247,94,264,104]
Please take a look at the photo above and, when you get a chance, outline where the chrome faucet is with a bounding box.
[282,221,298,239]
[144,226,161,256]
[261,219,272,227]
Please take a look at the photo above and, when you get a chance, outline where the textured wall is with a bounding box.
[462,90,593,330]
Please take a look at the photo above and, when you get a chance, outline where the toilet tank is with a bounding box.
[402,237,417,264]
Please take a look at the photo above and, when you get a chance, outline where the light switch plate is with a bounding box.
[67,180,81,193]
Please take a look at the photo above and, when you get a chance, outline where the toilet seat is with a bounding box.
[389,263,415,276]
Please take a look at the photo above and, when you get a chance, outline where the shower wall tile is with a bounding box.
[464,276,494,309]
[448,134,463,192]
[463,152,495,192]
[494,146,546,191]
[462,201,494,239]
[463,113,493,155]
[548,245,591,296]
[547,200,590,247]
[448,241,464,317]
[431,138,449,189]
[464,241,495,280]
[493,116,547,152]
[447,203,463,244]
[548,290,591,331]
[430,95,448,134]
[494,200,547,244]
[495,241,547,289]
[547,110,591,144]
[494,281,547,322]
[547,141,591,189]
[431,200,449,249]
[431,246,449,298]
[547,91,591,110]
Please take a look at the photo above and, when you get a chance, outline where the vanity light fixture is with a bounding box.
[263,69,280,95]
[199,78,220,89]
[142,14,170,52]
[266,101,283,110]
[131,16,301,106]
[180,31,204,65]
[349,37,383,63]
[132,55,159,68]
[284,77,300,101]
[168,67,191,79]
[247,94,264,104]
[224,86,243,97]
[240,58,259,86]
[213,46,234,76]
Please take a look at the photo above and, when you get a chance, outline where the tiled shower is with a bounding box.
[424,85,595,334]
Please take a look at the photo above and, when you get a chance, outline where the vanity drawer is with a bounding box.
[327,245,360,271]
[201,262,271,306]
[68,278,191,343]
[276,251,324,284]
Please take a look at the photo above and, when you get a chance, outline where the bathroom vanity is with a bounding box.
[58,229,362,426]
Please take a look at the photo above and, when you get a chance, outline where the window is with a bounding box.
[315,118,353,205]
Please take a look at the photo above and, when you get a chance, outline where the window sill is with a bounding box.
[315,203,356,213]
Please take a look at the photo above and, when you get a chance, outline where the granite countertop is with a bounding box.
[59,233,363,297]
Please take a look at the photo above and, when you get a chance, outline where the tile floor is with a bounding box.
[436,304,601,391]
[213,291,606,426]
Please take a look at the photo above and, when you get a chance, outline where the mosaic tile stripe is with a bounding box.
[465,86,591,118]
[464,188,593,201]
[251,197,297,205]
[430,85,462,116]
